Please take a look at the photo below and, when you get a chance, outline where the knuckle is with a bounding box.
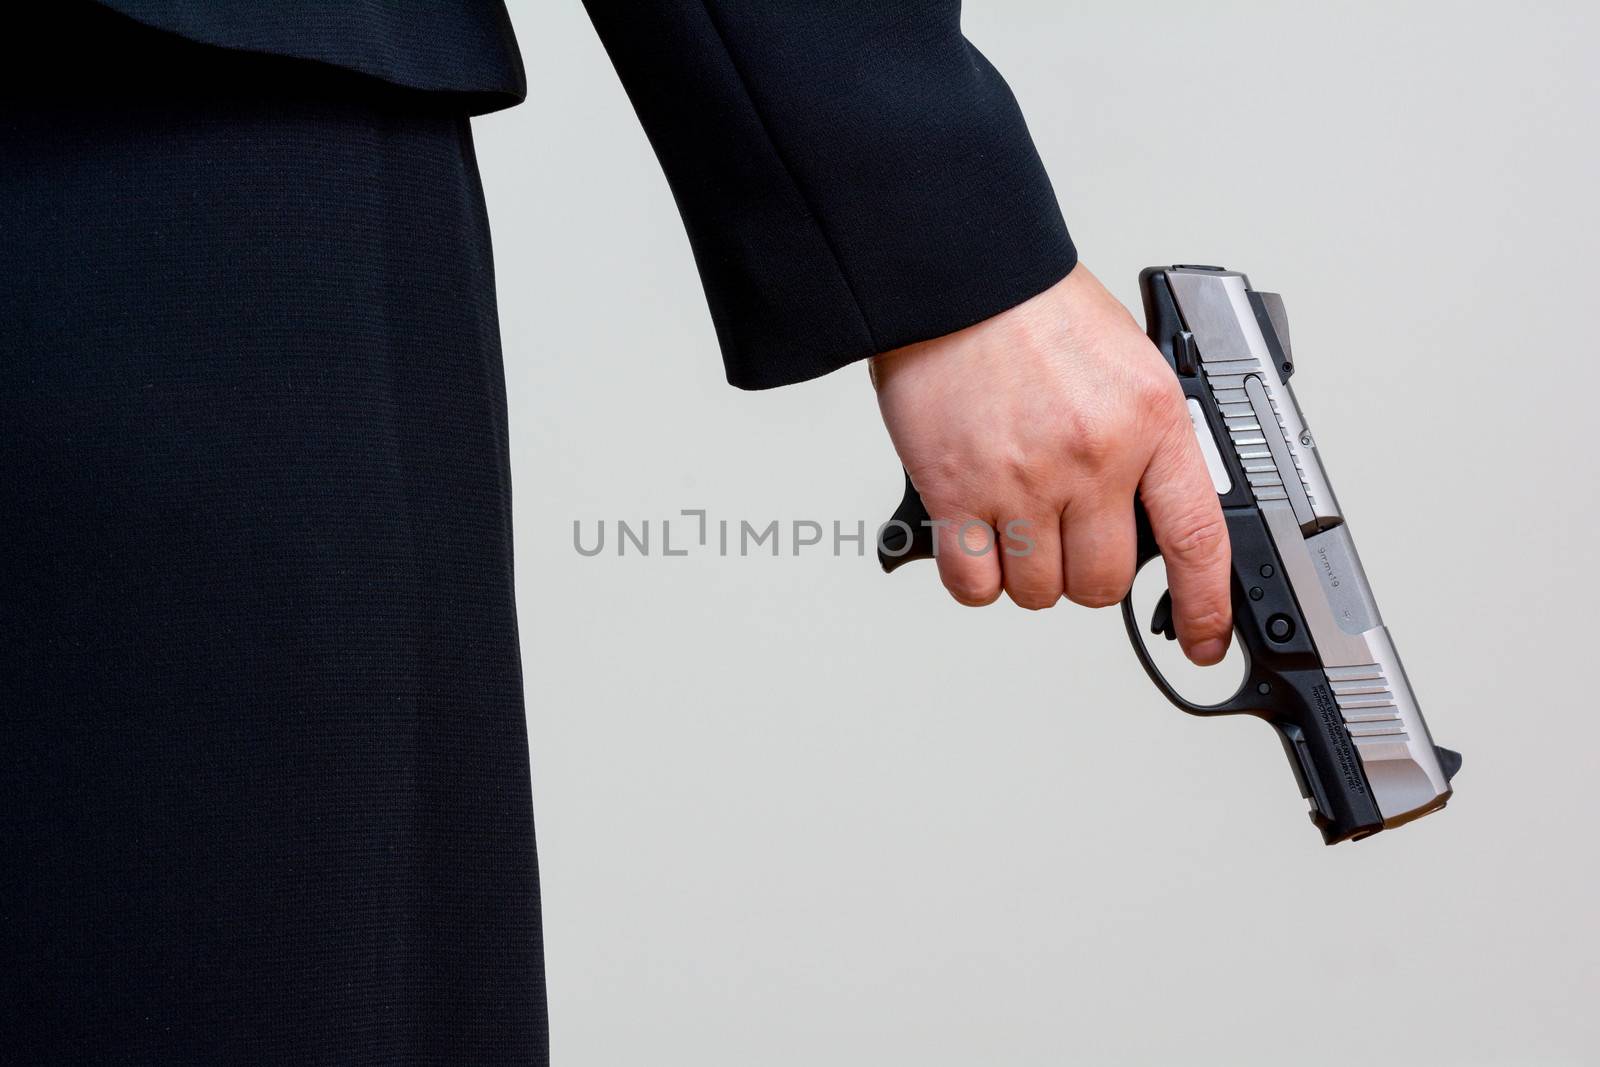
[1143,394,1194,451]
[912,460,974,511]
[1138,372,1187,417]
[1070,436,1115,471]
[1164,513,1228,563]
[998,447,1048,498]
[1182,605,1233,640]
[1065,549,1136,608]
[1007,583,1062,611]
[1063,406,1126,470]
[1066,582,1129,609]
[945,575,1002,607]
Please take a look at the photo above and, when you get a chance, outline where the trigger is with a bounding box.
[1149,590,1178,642]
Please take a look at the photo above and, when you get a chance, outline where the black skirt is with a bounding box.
[1,19,545,1065]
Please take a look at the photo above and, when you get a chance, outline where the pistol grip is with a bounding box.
[878,472,936,572]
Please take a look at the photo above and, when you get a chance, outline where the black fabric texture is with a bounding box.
[1,18,546,1066]
[89,0,527,114]
[84,0,1078,387]
[583,0,1079,388]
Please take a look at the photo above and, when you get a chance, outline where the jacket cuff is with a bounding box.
[586,1,1076,389]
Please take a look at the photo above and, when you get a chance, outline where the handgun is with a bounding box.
[877,265,1459,844]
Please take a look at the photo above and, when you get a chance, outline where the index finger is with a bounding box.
[1139,424,1233,665]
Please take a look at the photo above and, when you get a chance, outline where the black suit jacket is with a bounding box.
[91,0,1076,388]
[92,0,527,111]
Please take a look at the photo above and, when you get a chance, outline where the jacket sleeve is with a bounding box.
[582,1,1076,389]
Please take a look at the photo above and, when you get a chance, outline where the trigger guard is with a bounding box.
[1120,563,1255,718]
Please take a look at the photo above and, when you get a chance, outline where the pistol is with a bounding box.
[877,265,1459,844]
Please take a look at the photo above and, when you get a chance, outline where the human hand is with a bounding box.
[870,264,1233,665]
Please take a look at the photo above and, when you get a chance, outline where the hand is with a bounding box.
[870,264,1233,665]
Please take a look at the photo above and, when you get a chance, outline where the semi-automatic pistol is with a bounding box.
[878,265,1460,844]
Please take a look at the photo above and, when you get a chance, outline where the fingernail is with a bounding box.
[1189,639,1228,665]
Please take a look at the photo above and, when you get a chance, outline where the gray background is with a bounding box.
[475,2,1598,1063]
